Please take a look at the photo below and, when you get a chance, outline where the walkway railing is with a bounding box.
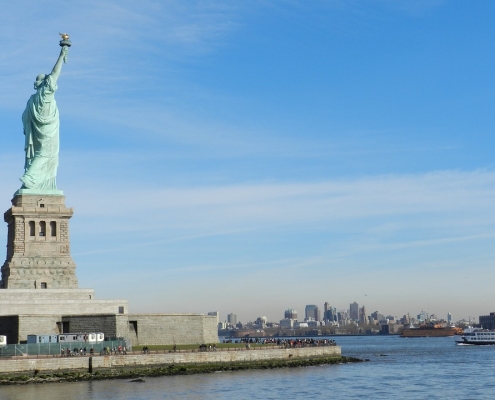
[0,340,128,359]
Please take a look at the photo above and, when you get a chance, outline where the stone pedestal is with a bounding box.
[0,194,78,289]
[0,193,217,346]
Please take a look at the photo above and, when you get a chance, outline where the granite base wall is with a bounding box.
[19,315,61,341]
[0,289,128,316]
[0,289,95,300]
[127,314,219,345]
[62,314,128,339]
[0,315,61,344]
[0,313,218,345]
[0,346,341,374]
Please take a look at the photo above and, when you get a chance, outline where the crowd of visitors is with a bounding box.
[61,345,126,357]
[199,344,217,351]
[61,347,89,357]
[223,337,337,347]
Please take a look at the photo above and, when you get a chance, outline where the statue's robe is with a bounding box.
[20,76,60,189]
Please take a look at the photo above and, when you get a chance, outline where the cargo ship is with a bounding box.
[401,324,463,338]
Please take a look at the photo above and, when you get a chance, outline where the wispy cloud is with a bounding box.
[64,168,495,222]
[0,1,243,109]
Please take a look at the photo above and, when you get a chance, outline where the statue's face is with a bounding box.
[34,74,46,90]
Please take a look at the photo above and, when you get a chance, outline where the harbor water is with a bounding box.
[0,335,494,399]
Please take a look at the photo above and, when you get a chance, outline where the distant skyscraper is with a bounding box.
[227,313,237,326]
[371,311,385,322]
[417,310,428,322]
[305,304,320,321]
[284,309,298,320]
[350,302,359,321]
[447,312,452,324]
[359,305,367,324]
[324,306,337,322]
[338,309,348,322]
[324,302,330,313]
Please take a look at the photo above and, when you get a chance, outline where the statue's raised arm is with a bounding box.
[50,46,69,86]
[19,35,72,193]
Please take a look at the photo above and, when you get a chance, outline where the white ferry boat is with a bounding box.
[454,326,495,345]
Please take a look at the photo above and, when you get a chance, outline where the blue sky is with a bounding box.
[1,1,495,323]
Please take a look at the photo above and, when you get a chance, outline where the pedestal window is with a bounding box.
[39,221,46,237]
[50,221,57,237]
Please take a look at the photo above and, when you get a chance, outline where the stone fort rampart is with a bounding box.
[0,346,341,374]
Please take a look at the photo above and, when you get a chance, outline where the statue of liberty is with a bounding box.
[20,35,70,191]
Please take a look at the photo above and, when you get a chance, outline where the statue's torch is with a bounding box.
[59,33,71,63]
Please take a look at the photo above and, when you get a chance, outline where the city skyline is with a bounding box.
[1,2,495,322]
[219,300,463,326]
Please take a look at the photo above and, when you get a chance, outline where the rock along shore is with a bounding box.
[0,355,363,385]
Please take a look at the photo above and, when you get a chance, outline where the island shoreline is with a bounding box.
[0,355,363,385]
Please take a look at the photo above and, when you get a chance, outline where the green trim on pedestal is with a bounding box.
[14,188,64,196]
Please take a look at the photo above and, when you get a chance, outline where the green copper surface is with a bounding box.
[14,188,64,197]
[19,45,69,193]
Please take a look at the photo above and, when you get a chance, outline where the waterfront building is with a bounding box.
[254,316,267,329]
[280,319,295,329]
[371,311,385,323]
[479,312,495,329]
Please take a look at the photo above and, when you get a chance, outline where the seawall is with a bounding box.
[0,346,341,374]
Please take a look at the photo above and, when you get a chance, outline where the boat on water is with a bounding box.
[401,324,462,338]
[454,326,495,345]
